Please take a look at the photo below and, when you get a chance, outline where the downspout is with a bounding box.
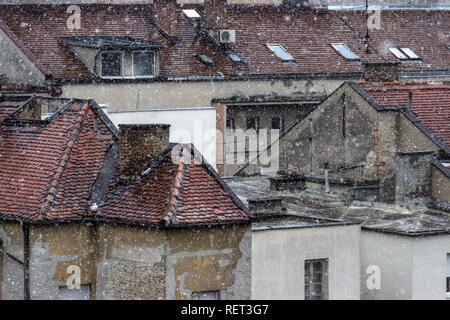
[22,222,30,300]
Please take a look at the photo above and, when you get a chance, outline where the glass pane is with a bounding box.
[101,52,122,77]
[331,43,359,60]
[267,45,294,61]
[133,51,154,77]
[199,291,219,300]
[389,47,408,60]
[400,48,419,59]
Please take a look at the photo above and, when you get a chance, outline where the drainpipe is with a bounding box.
[22,222,30,300]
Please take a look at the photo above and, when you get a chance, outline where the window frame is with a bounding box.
[304,258,329,300]
[226,118,235,130]
[131,50,156,79]
[271,116,284,133]
[246,117,260,132]
[330,43,360,61]
[100,50,124,79]
[266,44,295,62]
[389,47,421,61]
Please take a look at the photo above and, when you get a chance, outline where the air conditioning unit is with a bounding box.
[218,30,236,44]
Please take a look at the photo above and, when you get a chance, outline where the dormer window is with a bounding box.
[101,51,123,78]
[133,51,155,77]
[101,50,156,79]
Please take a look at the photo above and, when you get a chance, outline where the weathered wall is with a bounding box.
[252,224,360,300]
[431,166,450,204]
[1,221,251,300]
[0,221,24,300]
[0,27,45,86]
[96,223,251,300]
[395,152,434,207]
[28,223,97,300]
[61,79,343,111]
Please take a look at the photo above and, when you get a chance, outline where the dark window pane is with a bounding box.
[226,118,235,130]
[272,117,283,131]
[101,52,122,77]
[133,51,155,77]
[447,277,450,293]
[247,118,258,131]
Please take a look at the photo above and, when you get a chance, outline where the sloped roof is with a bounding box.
[0,5,448,82]
[357,83,450,151]
[0,96,248,226]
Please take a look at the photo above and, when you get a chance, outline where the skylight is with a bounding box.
[267,44,295,62]
[331,43,359,60]
[197,54,214,65]
[389,47,420,60]
[183,9,201,19]
[227,51,242,63]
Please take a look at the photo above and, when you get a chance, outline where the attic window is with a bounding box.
[101,51,122,77]
[132,51,155,77]
[183,9,201,19]
[197,54,214,66]
[267,44,295,62]
[228,52,242,63]
[331,43,359,61]
[389,47,420,61]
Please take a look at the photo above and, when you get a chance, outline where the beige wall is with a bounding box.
[61,79,345,111]
[0,221,251,300]
[252,224,360,300]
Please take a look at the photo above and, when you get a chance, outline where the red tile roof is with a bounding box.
[99,145,249,226]
[0,96,248,225]
[360,83,450,149]
[0,5,447,81]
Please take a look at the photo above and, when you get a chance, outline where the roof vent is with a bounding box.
[219,30,236,44]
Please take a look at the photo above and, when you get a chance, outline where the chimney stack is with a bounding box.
[363,62,399,83]
[119,124,170,179]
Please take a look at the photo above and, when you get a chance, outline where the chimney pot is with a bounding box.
[119,124,170,179]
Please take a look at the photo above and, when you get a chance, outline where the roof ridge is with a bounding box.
[159,147,189,226]
[36,102,90,221]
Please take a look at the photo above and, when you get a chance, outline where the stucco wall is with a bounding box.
[61,79,344,111]
[0,28,45,86]
[252,224,360,300]
[361,231,450,300]
[0,221,251,300]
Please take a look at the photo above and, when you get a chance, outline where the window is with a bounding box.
[101,51,122,77]
[58,284,91,300]
[267,44,295,62]
[228,52,242,63]
[246,117,259,131]
[226,118,235,130]
[271,116,284,132]
[192,290,220,300]
[331,43,359,61]
[305,259,328,300]
[389,47,420,61]
[447,254,450,296]
[183,9,201,19]
[133,51,155,77]
[197,54,214,66]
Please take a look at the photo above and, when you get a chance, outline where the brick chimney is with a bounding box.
[152,0,178,37]
[203,0,229,29]
[363,62,399,82]
[119,124,170,179]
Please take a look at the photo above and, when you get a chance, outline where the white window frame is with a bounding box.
[304,258,328,300]
[100,50,124,79]
[389,47,420,61]
[267,44,295,62]
[331,43,360,61]
[131,50,156,79]
[399,47,420,60]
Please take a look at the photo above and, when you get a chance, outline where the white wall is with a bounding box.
[361,231,450,300]
[105,107,217,168]
[252,224,360,300]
